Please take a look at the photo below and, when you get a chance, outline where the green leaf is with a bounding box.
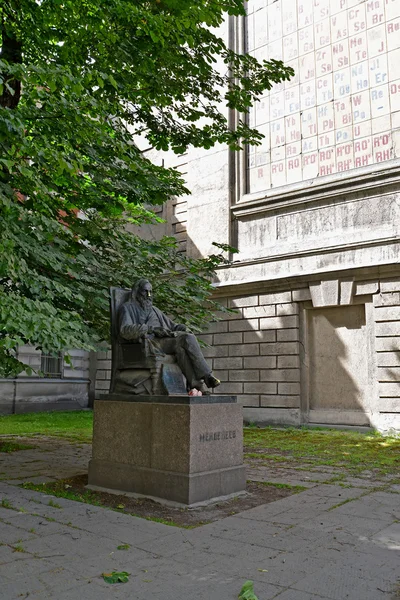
[117,544,130,550]
[238,580,259,600]
[102,571,130,584]
[0,0,291,378]
[108,74,118,89]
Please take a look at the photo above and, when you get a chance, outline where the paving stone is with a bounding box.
[4,513,76,537]
[0,556,55,578]
[20,530,116,563]
[126,569,284,600]
[27,581,128,600]
[212,552,309,588]
[137,529,198,558]
[303,485,367,499]
[300,512,394,537]
[293,561,398,600]
[0,521,37,545]
[273,590,329,599]
[371,522,400,548]
[0,543,34,565]
[197,518,327,553]
[247,472,317,488]
[331,494,400,522]
[58,547,153,580]
[183,533,282,562]
[69,513,175,545]
[0,574,48,599]
[0,436,398,600]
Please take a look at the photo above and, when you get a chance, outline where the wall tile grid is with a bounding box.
[246,0,400,193]
[62,350,90,380]
[202,292,301,408]
[374,277,400,413]
[95,350,112,396]
[171,198,188,254]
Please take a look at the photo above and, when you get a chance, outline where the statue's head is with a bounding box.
[132,279,153,310]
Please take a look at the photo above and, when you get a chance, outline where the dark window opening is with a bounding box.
[40,354,62,378]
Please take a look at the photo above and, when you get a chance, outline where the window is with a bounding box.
[40,353,62,378]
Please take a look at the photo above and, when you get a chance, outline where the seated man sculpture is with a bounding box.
[118,279,220,393]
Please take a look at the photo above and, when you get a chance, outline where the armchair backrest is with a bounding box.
[109,287,155,393]
[110,286,131,343]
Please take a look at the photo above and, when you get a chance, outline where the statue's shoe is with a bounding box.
[204,373,221,389]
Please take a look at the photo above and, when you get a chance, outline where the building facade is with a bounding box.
[3,0,399,431]
[0,347,91,414]
[96,0,400,431]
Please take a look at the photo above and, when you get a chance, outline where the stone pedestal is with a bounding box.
[87,394,246,506]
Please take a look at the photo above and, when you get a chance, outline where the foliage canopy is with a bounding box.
[0,0,293,376]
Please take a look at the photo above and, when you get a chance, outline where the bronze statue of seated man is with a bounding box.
[118,279,220,393]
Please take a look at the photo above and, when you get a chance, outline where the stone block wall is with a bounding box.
[92,274,400,431]
[373,279,400,430]
[94,350,112,398]
[200,292,301,419]
[0,347,90,414]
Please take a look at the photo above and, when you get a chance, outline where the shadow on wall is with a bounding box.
[306,305,371,428]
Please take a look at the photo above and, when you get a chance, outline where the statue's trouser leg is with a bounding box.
[158,334,211,388]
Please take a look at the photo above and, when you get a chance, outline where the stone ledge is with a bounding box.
[97,394,237,404]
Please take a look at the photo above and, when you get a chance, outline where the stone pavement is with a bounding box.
[0,438,399,600]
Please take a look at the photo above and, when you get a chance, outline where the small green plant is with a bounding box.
[117,544,130,551]
[29,528,36,534]
[48,500,62,509]
[238,580,258,600]
[102,571,130,584]
[1,498,14,509]
[22,481,103,507]
[12,544,26,553]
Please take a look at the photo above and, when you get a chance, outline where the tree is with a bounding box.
[0,0,293,377]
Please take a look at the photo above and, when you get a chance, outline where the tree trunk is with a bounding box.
[0,21,22,109]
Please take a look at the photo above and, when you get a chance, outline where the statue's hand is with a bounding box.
[153,327,172,338]
[175,324,186,332]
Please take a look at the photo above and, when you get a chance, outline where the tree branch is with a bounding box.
[0,15,22,109]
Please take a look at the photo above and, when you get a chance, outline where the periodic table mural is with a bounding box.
[246,0,400,193]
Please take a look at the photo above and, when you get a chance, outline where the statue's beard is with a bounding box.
[138,295,153,312]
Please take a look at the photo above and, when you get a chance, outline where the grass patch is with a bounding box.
[0,411,93,442]
[1,498,15,510]
[244,426,400,477]
[22,481,103,507]
[0,440,35,453]
[20,477,295,529]
[249,481,307,493]
[21,480,196,528]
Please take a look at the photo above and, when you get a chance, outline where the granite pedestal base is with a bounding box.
[87,395,246,506]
